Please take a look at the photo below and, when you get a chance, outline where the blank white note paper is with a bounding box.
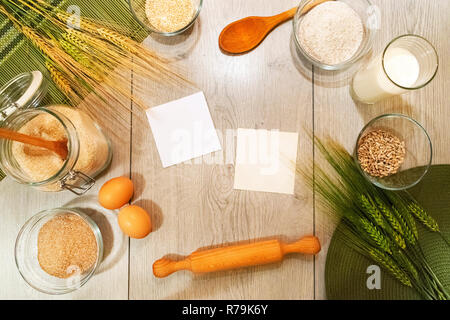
[146,92,222,168]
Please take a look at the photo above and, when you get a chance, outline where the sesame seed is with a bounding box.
[145,0,194,33]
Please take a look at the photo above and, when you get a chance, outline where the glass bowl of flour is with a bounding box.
[293,0,377,71]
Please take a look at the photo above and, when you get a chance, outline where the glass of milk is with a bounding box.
[351,34,438,104]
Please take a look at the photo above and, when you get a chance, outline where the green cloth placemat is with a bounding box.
[325,165,450,300]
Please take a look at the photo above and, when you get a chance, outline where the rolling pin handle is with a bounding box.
[280,236,321,255]
[153,258,191,278]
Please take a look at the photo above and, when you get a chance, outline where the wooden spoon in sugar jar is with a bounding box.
[0,128,69,160]
[219,0,333,54]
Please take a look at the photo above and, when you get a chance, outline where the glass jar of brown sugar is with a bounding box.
[0,71,112,194]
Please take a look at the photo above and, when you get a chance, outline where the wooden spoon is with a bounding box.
[219,0,333,54]
[0,128,68,160]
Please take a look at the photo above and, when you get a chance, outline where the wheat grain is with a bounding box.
[145,0,194,33]
[97,28,137,54]
[21,26,54,54]
[56,11,102,35]
[59,39,91,68]
[1,0,190,123]
[45,61,76,98]
[358,129,406,178]
[62,31,90,52]
[393,231,406,250]
[55,12,136,54]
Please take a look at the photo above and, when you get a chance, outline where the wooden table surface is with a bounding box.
[1,0,448,300]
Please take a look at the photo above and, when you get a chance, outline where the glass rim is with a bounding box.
[355,113,433,191]
[381,34,439,91]
[128,0,203,36]
[292,0,376,71]
[14,208,104,295]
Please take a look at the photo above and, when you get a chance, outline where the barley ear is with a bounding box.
[387,192,419,241]
[394,250,419,281]
[362,195,406,250]
[408,203,440,232]
[359,218,393,254]
[369,249,412,287]
[359,195,384,227]
[375,197,404,235]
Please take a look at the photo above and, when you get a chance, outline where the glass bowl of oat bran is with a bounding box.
[15,208,103,295]
[355,114,432,191]
[128,0,203,36]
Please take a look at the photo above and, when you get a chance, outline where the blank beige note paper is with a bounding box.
[233,128,298,194]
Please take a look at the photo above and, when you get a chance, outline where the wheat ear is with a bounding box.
[59,39,91,68]
[45,61,77,100]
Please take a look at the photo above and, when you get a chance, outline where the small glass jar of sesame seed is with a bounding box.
[128,0,203,36]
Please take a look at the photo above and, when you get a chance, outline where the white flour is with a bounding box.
[297,1,364,65]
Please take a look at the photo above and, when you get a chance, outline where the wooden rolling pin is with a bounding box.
[153,236,320,278]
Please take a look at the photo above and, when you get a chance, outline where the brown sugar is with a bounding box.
[37,213,98,279]
[12,105,110,191]
[12,109,68,183]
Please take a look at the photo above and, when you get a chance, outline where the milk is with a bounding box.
[352,48,420,104]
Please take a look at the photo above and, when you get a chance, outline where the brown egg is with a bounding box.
[118,205,152,239]
[98,177,134,210]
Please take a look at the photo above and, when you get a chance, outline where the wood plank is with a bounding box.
[129,0,315,299]
[0,76,132,299]
[313,0,450,299]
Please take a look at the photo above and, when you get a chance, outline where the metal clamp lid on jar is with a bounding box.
[0,71,96,195]
[59,171,95,196]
